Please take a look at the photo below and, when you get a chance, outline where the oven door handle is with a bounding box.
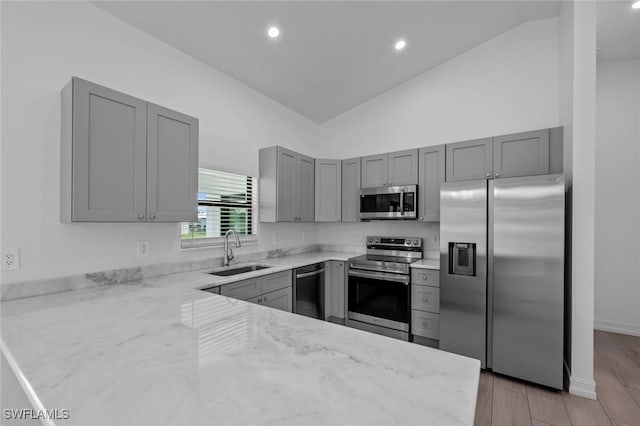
[348,270,410,285]
[296,269,325,279]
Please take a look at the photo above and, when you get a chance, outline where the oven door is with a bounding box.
[347,269,410,332]
[359,185,417,220]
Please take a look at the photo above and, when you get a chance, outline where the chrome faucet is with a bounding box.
[223,229,241,267]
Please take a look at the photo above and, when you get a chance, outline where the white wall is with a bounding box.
[0,1,319,284]
[560,0,597,400]
[316,17,561,263]
[595,60,640,337]
[318,17,561,159]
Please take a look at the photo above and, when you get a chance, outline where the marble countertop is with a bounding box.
[411,258,441,270]
[1,251,479,426]
[170,251,361,290]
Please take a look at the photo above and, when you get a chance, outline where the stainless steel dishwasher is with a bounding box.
[293,263,325,320]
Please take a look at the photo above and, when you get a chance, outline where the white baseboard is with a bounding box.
[594,319,640,337]
[569,376,597,400]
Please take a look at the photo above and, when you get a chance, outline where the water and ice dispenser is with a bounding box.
[448,242,476,276]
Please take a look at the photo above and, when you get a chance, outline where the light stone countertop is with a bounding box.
[410,258,441,270]
[1,251,479,426]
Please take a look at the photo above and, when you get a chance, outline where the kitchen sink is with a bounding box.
[207,265,271,277]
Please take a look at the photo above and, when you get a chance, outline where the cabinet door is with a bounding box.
[361,154,387,188]
[445,138,493,182]
[388,149,418,186]
[418,145,445,221]
[315,159,341,222]
[331,261,345,319]
[146,103,198,222]
[261,286,293,312]
[276,147,297,221]
[296,154,315,222]
[341,158,361,222]
[70,78,147,221]
[411,285,440,314]
[493,129,549,178]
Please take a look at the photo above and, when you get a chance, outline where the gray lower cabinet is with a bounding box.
[61,77,198,222]
[260,146,315,222]
[361,149,418,188]
[315,159,341,222]
[418,145,445,222]
[326,261,346,320]
[220,270,293,313]
[341,157,361,222]
[445,137,493,182]
[260,287,293,312]
[493,129,549,178]
[410,268,440,342]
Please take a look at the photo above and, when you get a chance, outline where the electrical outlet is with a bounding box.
[137,241,150,257]
[2,249,20,271]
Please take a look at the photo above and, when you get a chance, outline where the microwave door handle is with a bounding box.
[400,189,404,216]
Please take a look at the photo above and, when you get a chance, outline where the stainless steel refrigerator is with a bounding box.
[440,174,564,389]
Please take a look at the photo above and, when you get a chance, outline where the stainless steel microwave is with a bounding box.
[359,185,417,220]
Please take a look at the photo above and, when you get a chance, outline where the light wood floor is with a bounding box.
[475,330,640,426]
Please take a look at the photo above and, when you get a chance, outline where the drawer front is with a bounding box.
[411,285,440,313]
[411,310,440,340]
[261,270,293,294]
[411,269,439,287]
[220,278,261,300]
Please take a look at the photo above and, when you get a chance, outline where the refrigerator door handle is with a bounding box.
[486,179,494,369]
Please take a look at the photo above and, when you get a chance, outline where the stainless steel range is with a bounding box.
[347,236,423,341]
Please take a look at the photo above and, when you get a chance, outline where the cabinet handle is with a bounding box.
[423,297,428,302]
[486,173,491,178]
[263,295,268,301]
[149,214,156,220]
[422,275,427,280]
[495,173,501,178]
[137,213,145,220]
[419,216,424,220]
[257,297,262,303]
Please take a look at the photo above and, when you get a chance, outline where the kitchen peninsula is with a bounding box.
[1,258,479,426]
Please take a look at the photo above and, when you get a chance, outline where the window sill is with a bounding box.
[181,236,259,250]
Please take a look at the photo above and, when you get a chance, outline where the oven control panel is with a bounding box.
[366,236,422,248]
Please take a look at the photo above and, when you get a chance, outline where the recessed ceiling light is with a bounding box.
[394,40,407,51]
[267,27,280,39]
[632,0,640,9]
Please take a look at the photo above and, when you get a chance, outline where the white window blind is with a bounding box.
[181,168,257,248]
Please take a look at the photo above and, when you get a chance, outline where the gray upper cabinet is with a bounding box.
[388,149,419,186]
[361,149,418,188]
[296,154,315,222]
[341,157,361,222]
[315,159,342,222]
[146,103,199,222]
[492,129,549,178]
[259,146,315,222]
[61,77,198,222]
[361,153,387,188]
[445,138,493,182]
[275,147,297,221]
[418,145,445,222]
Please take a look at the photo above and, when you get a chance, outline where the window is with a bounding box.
[181,168,257,248]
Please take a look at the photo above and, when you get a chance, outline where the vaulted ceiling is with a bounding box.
[93,1,639,123]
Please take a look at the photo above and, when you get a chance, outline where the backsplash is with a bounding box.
[317,221,440,256]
